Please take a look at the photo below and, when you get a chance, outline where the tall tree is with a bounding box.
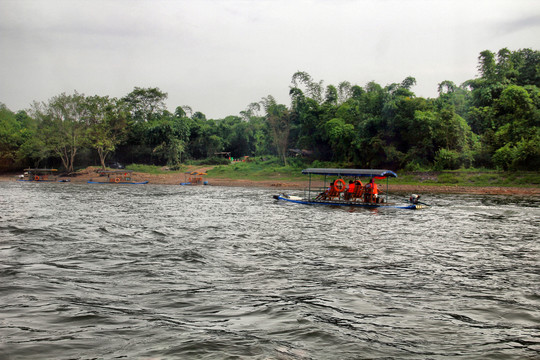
[0,104,21,169]
[145,112,190,166]
[262,95,293,165]
[86,96,129,169]
[122,87,167,122]
[31,92,89,173]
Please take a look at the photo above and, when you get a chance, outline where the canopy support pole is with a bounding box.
[308,173,312,199]
[386,176,389,203]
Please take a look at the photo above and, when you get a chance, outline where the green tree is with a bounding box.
[324,118,355,161]
[122,87,168,122]
[262,95,293,165]
[0,104,22,169]
[86,96,129,169]
[31,92,90,173]
[145,112,190,166]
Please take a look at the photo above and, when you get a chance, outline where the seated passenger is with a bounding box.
[317,180,337,200]
[352,180,363,200]
[364,178,379,203]
[344,180,355,200]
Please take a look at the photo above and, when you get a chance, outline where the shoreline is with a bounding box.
[1,168,539,196]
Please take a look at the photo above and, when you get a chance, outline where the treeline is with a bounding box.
[1,48,539,172]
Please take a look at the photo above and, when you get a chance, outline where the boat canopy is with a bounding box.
[301,168,398,178]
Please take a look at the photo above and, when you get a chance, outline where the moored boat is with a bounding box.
[87,170,148,184]
[180,171,209,186]
[17,168,59,182]
[273,168,427,210]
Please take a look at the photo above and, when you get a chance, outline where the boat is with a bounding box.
[17,168,59,182]
[87,170,148,184]
[180,171,208,185]
[273,168,427,210]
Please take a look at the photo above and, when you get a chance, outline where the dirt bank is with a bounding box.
[2,167,539,196]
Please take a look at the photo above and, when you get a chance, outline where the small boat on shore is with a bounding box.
[180,171,209,186]
[17,168,59,182]
[87,170,148,185]
[273,168,427,210]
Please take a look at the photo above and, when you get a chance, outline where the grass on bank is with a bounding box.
[125,164,186,174]
[204,157,540,187]
[207,162,302,181]
[119,157,540,187]
[394,170,540,187]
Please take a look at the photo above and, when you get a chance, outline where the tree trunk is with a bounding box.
[97,147,108,170]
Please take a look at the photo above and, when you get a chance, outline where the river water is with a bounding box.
[0,182,539,359]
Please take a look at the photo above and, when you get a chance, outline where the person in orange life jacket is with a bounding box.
[364,178,379,203]
[345,180,355,200]
[316,179,337,199]
[327,179,339,198]
[354,180,363,194]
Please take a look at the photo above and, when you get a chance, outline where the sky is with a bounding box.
[1,0,540,119]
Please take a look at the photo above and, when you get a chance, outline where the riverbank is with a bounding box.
[1,166,539,196]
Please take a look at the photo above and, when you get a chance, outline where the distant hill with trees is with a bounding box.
[1,48,539,172]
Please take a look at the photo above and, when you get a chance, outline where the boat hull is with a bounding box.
[87,181,149,185]
[273,194,425,210]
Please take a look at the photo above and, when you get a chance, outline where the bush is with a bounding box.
[403,161,430,172]
[434,148,461,170]
[513,136,540,170]
[492,144,516,170]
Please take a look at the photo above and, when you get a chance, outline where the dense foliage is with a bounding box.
[1,48,539,172]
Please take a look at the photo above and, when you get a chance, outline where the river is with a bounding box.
[1,182,539,359]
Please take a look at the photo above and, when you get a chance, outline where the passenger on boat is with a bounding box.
[316,179,336,200]
[344,180,355,200]
[351,180,363,200]
[364,178,379,203]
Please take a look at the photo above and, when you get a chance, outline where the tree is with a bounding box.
[262,95,293,165]
[478,50,497,82]
[86,96,129,169]
[145,113,190,166]
[337,81,352,105]
[291,71,324,104]
[324,85,338,105]
[31,92,90,173]
[192,111,207,121]
[0,104,20,169]
[240,102,261,121]
[122,87,167,122]
[324,118,355,161]
[438,80,457,95]
[401,76,417,90]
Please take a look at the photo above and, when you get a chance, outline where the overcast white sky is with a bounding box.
[1,0,539,119]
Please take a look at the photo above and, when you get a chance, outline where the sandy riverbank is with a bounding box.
[2,166,539,196]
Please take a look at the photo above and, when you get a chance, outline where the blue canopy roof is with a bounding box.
[301,168,398,178]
